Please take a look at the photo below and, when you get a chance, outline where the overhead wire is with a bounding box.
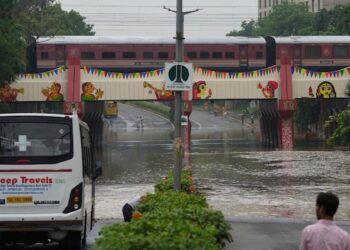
[59,2,258,35]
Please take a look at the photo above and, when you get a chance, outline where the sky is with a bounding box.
[58,0,258,38]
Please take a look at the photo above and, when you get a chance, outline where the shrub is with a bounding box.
[155,169,194,193]
[94,170,233,250]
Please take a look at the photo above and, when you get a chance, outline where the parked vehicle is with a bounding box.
[0,113,101,249]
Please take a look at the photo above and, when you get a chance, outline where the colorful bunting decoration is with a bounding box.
[194,65,279,79]
[82,66,165,79]
[18,66,66,79]
[291,66,350,78]
[82,65,278,80]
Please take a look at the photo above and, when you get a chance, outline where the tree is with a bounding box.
[294,99,319,133]
[226,20,257,37]
[311,4,350,35]
[325,105,350,147]
[18,1,95,71]
[0,0,26,84]
[227,2,350,36]
[0,0,95,76]
[16,1,94,43]
[255,2,314,36]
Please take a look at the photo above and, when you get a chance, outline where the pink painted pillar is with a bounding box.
[183,91,192,166]
[65,46,82,114]
[278,57,297,150]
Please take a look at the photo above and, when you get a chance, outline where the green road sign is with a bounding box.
[165,63,193,91]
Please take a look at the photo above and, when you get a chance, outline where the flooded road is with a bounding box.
[96,105,350,222]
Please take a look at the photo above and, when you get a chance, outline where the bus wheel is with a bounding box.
[69,232,82,250]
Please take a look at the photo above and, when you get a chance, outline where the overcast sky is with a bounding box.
[58,0,258,37]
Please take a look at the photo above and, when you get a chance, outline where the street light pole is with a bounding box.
[164,1,200,191]
[173,0,184,191]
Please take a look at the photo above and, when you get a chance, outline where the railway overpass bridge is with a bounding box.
[1,54,349,151]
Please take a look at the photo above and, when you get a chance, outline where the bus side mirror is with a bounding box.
[93,161,102,180]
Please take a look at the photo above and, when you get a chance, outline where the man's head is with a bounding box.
[316,192,339,220]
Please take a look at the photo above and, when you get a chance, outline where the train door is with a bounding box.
[55,45,66,67]
[265,36,276,67]
[293,45,302,65]
[239,45,248,67]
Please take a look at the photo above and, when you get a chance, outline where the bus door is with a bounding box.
[55,45,66,67]
[293,45,302,65]
[239,45,248,67]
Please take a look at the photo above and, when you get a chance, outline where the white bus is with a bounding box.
[0,113,101,249]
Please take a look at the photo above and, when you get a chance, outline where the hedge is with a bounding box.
[94,169,233,250]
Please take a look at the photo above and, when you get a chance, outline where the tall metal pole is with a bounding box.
[164,1,199,191]
[174,0,184,191]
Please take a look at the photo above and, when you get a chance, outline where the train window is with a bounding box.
[41,52,49,60]
[256,51,263,59]
[143,52,153,59]
[81,52,95,60]
[123,52,136,59]
[102,52,116,59]
[225,52,235,59]
[187,52,197,59]
[333,46,348,58]
[158,52,169,59]
[212,52,222,59]
[304,45,321,58]
[200,52,210,59]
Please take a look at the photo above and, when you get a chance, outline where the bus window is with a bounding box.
[0,116,73,164]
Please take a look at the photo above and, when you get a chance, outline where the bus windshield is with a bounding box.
[0,116,73,164]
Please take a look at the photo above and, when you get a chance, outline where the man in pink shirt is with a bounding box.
[300,192,350,250]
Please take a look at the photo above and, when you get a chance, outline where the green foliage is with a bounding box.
[228,2,350,36]
[345,81,350,97]
[155,169,194,193]
[0,0,26,83]
[294,99,319,133]
[94,170,233,250]
[311,5,350,35]
[0,0,94,83]
[16,1,94,42]
[325,104,350,147]
[95,212,219,250]
[256,2,314,36]
[226,20,257,36]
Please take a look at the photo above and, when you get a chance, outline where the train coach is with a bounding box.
[266,36,350,70]
[35,35,350,72]
[36,36,266,72]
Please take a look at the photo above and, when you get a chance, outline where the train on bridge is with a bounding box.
[34,35,350,72]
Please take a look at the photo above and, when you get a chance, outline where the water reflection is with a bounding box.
[97,127,350,221]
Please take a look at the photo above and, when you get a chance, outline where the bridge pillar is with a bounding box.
[278,109,294,150]
[259,100,279,148]
[65,46,82,114]
[183,92,192,166]
[278,57,297,150]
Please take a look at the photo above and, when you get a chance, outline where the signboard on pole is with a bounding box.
[165,63,193,91]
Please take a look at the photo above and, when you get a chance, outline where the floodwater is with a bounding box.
[96,122,350,222]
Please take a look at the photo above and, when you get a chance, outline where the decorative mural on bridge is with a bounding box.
[2,65,349,102]
[0,67,67,102]
[79,65,280,100]
[292,66,350,99]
